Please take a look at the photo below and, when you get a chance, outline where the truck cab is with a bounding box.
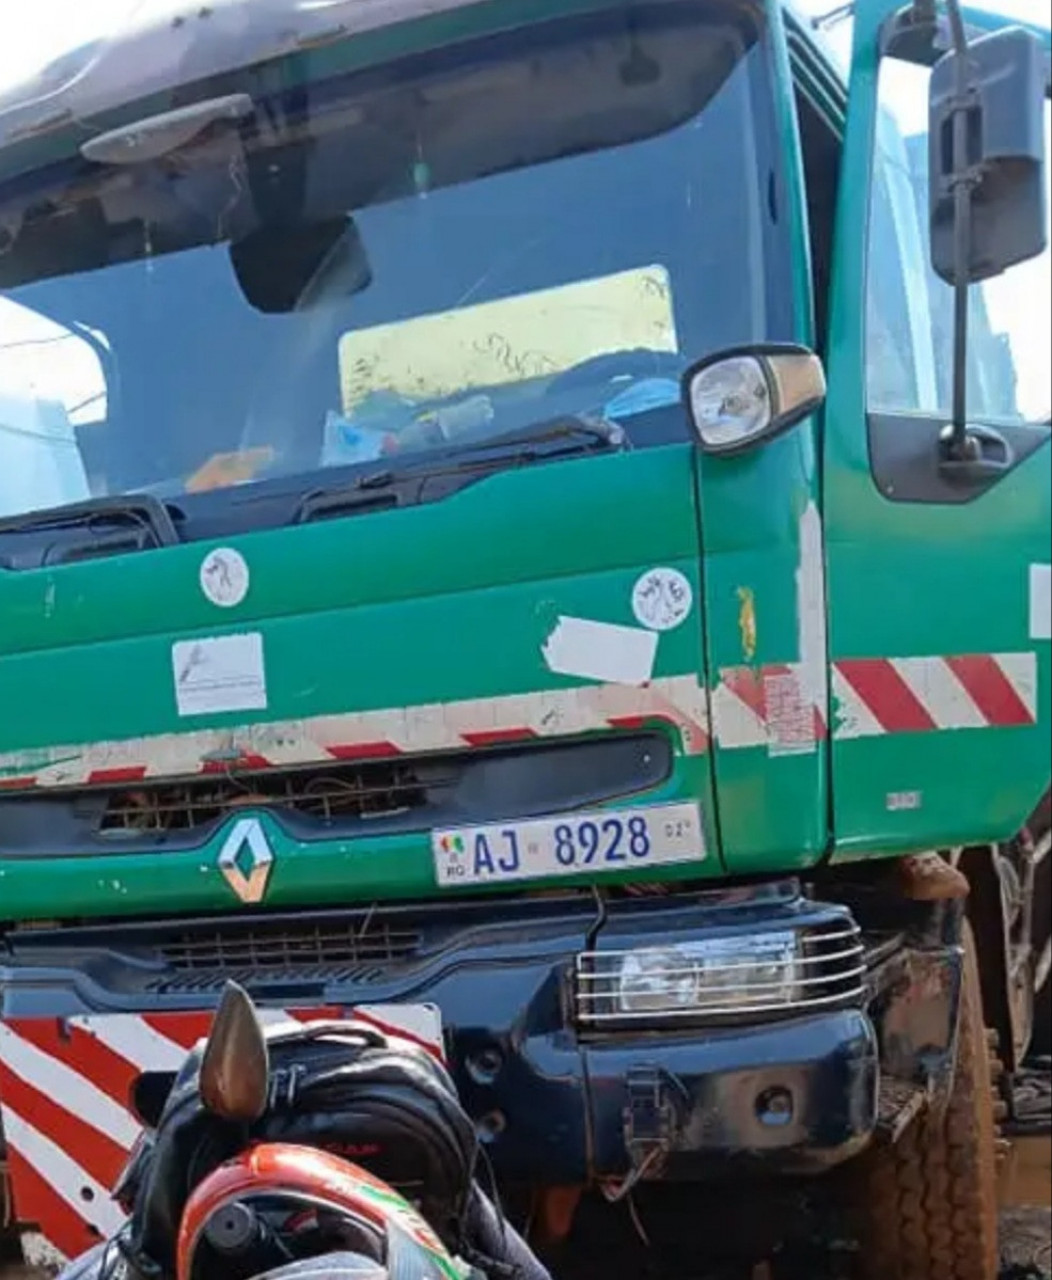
[0,1,1048,1275]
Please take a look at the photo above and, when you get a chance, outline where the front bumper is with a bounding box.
[0,882,888,1202]
[585,1009,876,1179]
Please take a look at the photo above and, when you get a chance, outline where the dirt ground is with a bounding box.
[1,1137,1047,1278]
[1000,1136,1052,1274]
[0,1215,1048,1276]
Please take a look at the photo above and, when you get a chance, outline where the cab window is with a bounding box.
[0,298,106,517]
[866,54,1052,428]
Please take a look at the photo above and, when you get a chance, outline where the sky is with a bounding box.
[0,1,170,90]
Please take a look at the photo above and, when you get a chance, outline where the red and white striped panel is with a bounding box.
[711,652,1038,748]
[0,675,710,791]
[0,653,1038,795]
[0,1006,445,1268]
[832,652,1037,739]
[712,663,827,753]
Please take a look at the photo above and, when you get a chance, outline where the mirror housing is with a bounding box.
[682,344,826,457]
[929,26,1049,284]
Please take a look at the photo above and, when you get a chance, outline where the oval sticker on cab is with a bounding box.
[200,547,251,609]
[632,567,693,632]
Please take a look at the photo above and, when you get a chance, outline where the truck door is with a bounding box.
[687,0,830,876]
[824,2,1051,857]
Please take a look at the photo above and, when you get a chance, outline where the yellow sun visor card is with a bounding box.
[337,265,678,415]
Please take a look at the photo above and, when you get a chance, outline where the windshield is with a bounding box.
[0,0,791,530]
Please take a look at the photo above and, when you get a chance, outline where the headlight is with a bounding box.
[687,356,773,450]
[683,346,827,456]
[577,931,801,1023]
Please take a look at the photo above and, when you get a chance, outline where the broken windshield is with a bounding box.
[0,0,792,530]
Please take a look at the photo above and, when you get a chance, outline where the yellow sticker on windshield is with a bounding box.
[337,266,677,414]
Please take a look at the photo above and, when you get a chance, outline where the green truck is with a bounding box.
[0,0,1048,1276]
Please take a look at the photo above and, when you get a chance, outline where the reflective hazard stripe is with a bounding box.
[0,675,711,790]
[0,1024,141,1148]
[832,653,1037,740]
[711,652,1036,749]
[0,653,1038,790]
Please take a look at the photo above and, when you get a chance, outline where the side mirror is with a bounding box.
[682,344,826,457]
[199,981,269,1123]
[929,27,1048,284]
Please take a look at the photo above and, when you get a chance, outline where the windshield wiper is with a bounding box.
[459,413,628,455]
[0,495,182,569]
[293,414,626,526]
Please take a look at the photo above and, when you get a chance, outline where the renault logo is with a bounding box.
[218,817,274,905]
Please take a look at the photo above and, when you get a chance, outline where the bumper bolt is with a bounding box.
[468,1047,504,1084]
[756,1086,794,1128]
[476,1110,507,1143]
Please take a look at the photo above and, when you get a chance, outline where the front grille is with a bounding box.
[574,921,866,1025]
[7,894,600,1002]
[159,916,422,979]
[2,733,669,856]
[97,759,438,834]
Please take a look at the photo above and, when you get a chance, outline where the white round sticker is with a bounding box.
[200,547,250,609]
[632,567,693,632]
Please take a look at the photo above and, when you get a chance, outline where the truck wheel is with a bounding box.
[853,922,999,1280]
[1028,805,1051,1058]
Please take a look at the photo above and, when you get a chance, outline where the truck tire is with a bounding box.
[853,922,999,1280]
[1028,797,1051,1058]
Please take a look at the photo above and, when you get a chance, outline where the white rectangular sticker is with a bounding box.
[433,801,705,888]
[172,633,267,718]
[542,616,658,687]
[1031,564,1051,641]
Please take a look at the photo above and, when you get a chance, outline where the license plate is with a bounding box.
[432,802,705,888]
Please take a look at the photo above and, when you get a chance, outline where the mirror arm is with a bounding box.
[941,0,980,463]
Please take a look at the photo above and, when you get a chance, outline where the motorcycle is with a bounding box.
[57,983,553,1280]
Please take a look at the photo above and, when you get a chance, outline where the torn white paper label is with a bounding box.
[542,617,658,687]
[1031,564,1051,641]
[173,633,267,717]
[796,501,828,717]
[764,669,816,757]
